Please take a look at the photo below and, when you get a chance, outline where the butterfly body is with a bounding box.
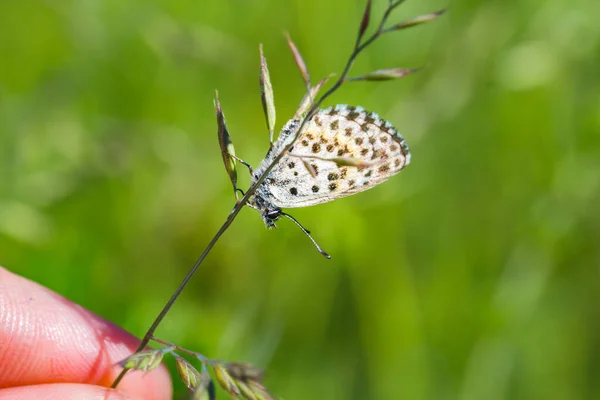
[249,104,410,227]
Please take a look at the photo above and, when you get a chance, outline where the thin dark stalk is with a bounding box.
[111,0,406,389]
[111,202,245,387]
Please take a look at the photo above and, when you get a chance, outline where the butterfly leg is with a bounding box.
[231,154,253,176]
[228,155,253,200]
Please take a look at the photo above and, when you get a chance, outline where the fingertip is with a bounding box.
[0,267,172,399]
[0,383,137,400]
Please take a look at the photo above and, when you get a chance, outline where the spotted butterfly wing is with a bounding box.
[257,105,410,208]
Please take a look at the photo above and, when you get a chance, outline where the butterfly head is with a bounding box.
[263,206,282,228]
[247,189,281,228]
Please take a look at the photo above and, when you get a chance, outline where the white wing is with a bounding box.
[265,105,410,208]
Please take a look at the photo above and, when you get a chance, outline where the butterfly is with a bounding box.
[245,104,411,257]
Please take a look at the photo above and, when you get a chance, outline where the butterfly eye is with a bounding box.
[265,208,282,222]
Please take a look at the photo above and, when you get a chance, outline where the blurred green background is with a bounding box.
[1,0,599,398]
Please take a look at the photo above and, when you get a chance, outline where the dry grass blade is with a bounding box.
[329,156,376,167]
[174,355,202,391]
[118,349,165,372]
[259,44,276,144]
[358,0,373,42]
[385,9,446,32]
[214,91,238,195]
[247,381,274,400]
[301,159,318,178]
[190,372,216,400]
[226,362,264,382]
[294,75,332,119]
[213,363,241,397]
[285,33,310,89]
[290,152,376,168]
[346,67,421,81]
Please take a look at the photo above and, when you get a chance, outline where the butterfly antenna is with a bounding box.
[280,212,331,259]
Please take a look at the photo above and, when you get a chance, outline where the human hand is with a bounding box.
[0,266,172,399]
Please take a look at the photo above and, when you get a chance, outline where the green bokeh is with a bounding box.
[1,0,599,399]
